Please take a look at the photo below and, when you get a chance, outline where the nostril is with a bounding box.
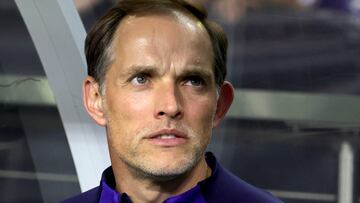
[159,112,165,116]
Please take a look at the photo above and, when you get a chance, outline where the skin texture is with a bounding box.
[83,12,234,203]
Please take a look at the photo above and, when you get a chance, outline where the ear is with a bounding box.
[83,76,107,126]
[213,81,234,128]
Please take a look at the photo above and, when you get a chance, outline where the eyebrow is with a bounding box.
[120,64,214,79]
[120,65,159,78]
[177,67,213,80]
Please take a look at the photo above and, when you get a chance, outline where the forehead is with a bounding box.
[111,10,212,55]
[106,10,214,74]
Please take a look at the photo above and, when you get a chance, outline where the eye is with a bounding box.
[131,74,149,85]
[184,75,205,87]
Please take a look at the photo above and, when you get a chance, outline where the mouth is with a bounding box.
[146,129,187,147]
[157,134,177,139]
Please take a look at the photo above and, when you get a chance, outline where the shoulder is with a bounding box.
[215,166,282,203]
[60,186,101,203]
[202,153,283,203]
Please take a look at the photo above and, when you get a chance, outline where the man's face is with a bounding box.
[92,13,222,178]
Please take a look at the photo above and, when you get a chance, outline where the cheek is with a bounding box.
[186,96,217,132]
[105,91,154,144]
[107,91,153,120]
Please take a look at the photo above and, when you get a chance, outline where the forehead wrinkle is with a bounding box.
[110,12,214,80]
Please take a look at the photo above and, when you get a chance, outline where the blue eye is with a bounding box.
[131,75,148,85]
[185,76,205,87]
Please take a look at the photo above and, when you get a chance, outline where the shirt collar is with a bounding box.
[99,152,217,203]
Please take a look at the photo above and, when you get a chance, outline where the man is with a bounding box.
[63,0,283,202]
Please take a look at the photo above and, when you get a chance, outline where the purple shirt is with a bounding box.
[61,152,283,203]
[98,159,209,203]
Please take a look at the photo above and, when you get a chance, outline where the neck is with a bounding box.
[111,157,211,203]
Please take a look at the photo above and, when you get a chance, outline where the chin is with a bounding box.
[127,152,202,181]
[140,162,196,181]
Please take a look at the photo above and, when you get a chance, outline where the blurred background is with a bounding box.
[1,0,360,202]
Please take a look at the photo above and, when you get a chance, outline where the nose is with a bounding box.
[154,83,183,120]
